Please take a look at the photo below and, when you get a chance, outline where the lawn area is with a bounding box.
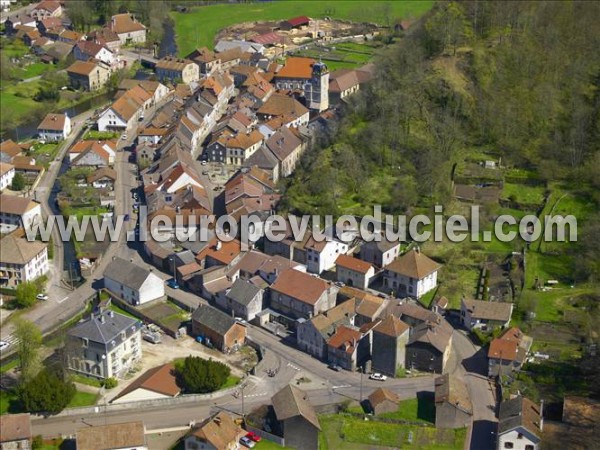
[255,441,293,450]
[379,398,436,424]
[1,40,29,58]
[67,390,98,408]
[171,1,433,55]
[0,358,18,374]
[15,62,55,80]
[0,390,20,415]
[28,142,60,168]
[221,375,241,389]
[319,414,466,449]
[71,373,103,388]
[108,303,139,320]
[83,130,120,140]
[501,182,546,207]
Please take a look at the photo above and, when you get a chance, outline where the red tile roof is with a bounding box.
[275,57,316,79]
[335,254,373,274]
[271,268,329,305]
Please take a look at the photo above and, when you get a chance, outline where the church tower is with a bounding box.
[307,60,329,112]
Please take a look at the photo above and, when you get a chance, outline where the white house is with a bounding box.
[0,162,15,191]
[111,363,179,404]
[335,254,375,290]
[383,248,440,299]
[66,310,142,379]
[0,234,49,288]
[108,13,146,45]
[103,257,165,306]
[37,113,71,141]
[305,235,349,274]
[98,85,151,132]
[359,236,402,267]
[497,396,542,450]
[72,40,116,67]
[0,194,42,233]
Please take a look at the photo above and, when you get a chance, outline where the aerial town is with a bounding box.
[0,1,598,450]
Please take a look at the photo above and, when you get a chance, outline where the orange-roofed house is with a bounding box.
[274,57,329,111]
[184,412,244,450]
[327,324,368,371]
[371,315,410,377]
[67,60,111,91]
[335,254,375,290]
[111,363,180,404]
[270,268,336,322]
[108,13,146,45]
[195,238,243,269]
[98,85,151,131]
[383,248,441,299]
[488,327,533,377]
[30,1,62,20]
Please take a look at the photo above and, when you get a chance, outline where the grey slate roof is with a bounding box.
[272,384,321,430]
[226,279,262,306]
[104,257,154,290]
[192,305,237,336]
[68,310,140,345]
[498,396,542,439]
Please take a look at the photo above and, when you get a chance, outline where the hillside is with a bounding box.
[283,1,600,401]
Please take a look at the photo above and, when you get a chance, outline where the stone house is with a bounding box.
[155,56,200,84]
[335,254,375,290]
[405,318,453,374]
[371,315,410,377]
[368,388,400,415]
[461,298,513,331]
[191,305,246,352]
[272,384,321,450]
[497,396,542,450]
[434,374,473,429]
[218,278,265,321]
[108,13,146,44]
[0,413,31,450]
[67,60,111,91]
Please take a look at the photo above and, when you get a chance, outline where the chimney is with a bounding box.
[99,314,105,324]
[539,399,544,431]
[108,310,114,318]
[216,241,222,251]
[214,416,222,425]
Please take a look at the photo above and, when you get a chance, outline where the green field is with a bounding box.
[67,391,99,408]
[171,1,433,55]
[319,414,466,450]
[15,62,55,80]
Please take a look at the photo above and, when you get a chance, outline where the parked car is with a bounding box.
[36,293,49,301]
[234,317,247,324]
[166,278,180,289]
[369,373,387,381]
[239,436,256,448]
[0,341,9,352]
[328,363,342,372]
[200,160,207,166]
[245,432,261,443]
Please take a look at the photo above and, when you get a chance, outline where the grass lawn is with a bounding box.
[379,398,436,424]
[71,373,103,388]
[319,414,466,449]
[171,1,433,55]
[221,375,241,390]
[67,391,99,408]
[108,303,139,320]
[0,358,18,374]
[0,390,20,415]
[15,62,55,80]
[501,182,546,207]
[83,130,121,140]
[1,40,29,58]
[255,441,293,450]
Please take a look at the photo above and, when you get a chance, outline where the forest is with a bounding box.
[282,0,600,281]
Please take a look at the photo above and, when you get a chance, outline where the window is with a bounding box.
[504,443,514,449]
[525,446,534,450]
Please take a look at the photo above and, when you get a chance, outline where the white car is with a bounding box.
[36,293,49,301]
[369,373,387,381]
[121,133,128,140]
[0,341,9,352]
[239,437,255,448]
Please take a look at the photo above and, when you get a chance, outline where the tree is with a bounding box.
[18,368,76,415]
[13,318,42,383]
[175,356,231,394]
[10,173,25,191]
[14,281,38,308]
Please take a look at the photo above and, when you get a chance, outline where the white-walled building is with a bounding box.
[66,310,142,379]
[335,254,375,290]
[0,194,42,233]
[98,85,151,132]
[103,257,165,306]
[37,113,71,141]
[0,162,15,191]
[0,234,49,288]
[108,13,146,45]
[496,396,542,450]
[305,236,349,274]
[383,248,440,299]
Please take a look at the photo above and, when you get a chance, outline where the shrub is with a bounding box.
[175,356,231,394]
[14,282,38,308]
[103,377,118,389]
[10,173,25,191]
[18,368,76,415]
